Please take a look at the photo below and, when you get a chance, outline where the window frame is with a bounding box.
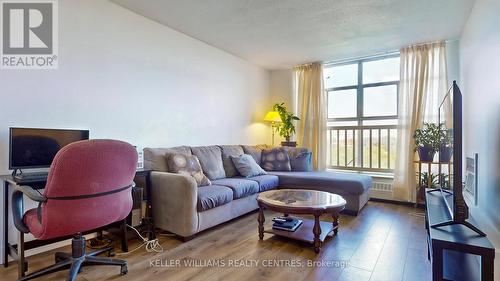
[325,53,400,123]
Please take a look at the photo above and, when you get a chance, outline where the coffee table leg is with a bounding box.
[258,206,265,240]
[313,214,321,253]
[333,213,339,235]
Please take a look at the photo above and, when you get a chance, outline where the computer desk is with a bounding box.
[0,169,153,270]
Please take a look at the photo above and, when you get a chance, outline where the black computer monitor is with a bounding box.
[9,127,90,170]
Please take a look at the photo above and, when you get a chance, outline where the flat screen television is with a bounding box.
[432,81,485,236]
[9,127,90,170]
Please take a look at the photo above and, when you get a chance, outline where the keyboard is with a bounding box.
[15,172,49,181]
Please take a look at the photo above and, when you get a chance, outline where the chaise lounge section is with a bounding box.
[145,145,372,239]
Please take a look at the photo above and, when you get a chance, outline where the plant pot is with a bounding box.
[417,186,427,203]
[281,141,297,147]
[439,146,453,162]
[417,146,435,162]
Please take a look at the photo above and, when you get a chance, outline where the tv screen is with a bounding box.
[439,85,454,213]
[438,81,468,221]
[9,128,90,170]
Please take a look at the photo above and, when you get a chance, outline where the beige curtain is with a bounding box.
[293,63,327,170]
[393,42,448,202]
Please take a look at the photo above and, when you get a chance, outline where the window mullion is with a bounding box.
[357,61,363,168]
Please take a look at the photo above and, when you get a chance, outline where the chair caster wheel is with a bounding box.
[108,251,115,257]
[120,265,128,275]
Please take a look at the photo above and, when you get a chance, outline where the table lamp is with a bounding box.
[264,111,282,145]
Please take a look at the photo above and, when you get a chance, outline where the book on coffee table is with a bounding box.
[272,217,303,232]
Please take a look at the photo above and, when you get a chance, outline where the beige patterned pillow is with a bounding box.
[166,153,211,187]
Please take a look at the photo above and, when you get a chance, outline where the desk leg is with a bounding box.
[3,181,8,267]
[145,173,155,240]
[18,231,25,278]
[432,244,443,281]
[481,254,494,281]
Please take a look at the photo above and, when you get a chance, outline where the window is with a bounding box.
[324,54,400,173]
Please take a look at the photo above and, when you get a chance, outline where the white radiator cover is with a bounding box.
[372,181,394,191]
[370,178,394,200]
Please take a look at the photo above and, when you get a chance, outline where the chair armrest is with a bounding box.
[150,171,199,237]
[12,185,46,233]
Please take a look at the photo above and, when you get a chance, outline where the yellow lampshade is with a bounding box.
[263,111,282,123]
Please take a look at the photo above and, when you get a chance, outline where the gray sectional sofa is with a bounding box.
[144,145,372,240]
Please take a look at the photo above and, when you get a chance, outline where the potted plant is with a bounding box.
[413,123,441,162]
[417,172,439,202]
[273,102,300,147]
[438,173,450,189]
[438,123,453,162]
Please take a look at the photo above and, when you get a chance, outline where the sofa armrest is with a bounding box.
[150,171,199,237]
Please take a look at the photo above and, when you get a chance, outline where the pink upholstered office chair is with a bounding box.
[12,139,138,281]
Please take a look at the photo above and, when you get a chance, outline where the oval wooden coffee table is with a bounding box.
[257,189,346,253]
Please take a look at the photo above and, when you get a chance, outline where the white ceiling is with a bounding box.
[112,0,475,70]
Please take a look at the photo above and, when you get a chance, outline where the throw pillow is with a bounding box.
[166,153,211,187]
[290,152,313,171]
[242,144,270,165]
[230,154,267,178]
[261,147,291,171]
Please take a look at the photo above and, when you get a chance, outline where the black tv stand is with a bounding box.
[431,220,487,237]
[425,189,494,281]
[426,188,453,195]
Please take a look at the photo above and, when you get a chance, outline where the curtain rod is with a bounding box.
[322,39,458,66]
[323,50,399,66]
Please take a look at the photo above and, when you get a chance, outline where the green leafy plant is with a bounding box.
[419,172,439,188]
[413,123,443,152]
[273,102,300,141]
[417,172,450,189]
[438,173,450,189]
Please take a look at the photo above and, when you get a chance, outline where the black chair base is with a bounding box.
[19,234,127,281]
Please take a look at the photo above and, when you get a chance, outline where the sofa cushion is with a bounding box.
[242,144,269,165]
[191,146,226,180]
[219,145,244,177]
[144,146,191,172]
[289,152,313,172]
[166,153,211,187]
[197,185,233,212]
[246,174,280,192]
[231,154,267,178]
[212,178,259,199]
[261,147,291,171]
[269,171,372,195]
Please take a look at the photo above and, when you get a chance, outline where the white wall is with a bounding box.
[270,69,294,109]
[269,69,294,143]
[459,0,500,247]
[446,39,461,84]
[0,0,271,264]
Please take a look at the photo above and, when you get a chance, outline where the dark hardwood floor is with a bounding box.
[0,202,432,281]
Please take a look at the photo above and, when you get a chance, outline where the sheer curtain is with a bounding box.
[293,63,327,170]
[393,42,448,202]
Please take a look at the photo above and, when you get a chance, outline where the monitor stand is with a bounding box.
[12,169,20,177]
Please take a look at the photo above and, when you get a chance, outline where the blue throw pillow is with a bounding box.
[290,152,313,171]
[230,154,267,178]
